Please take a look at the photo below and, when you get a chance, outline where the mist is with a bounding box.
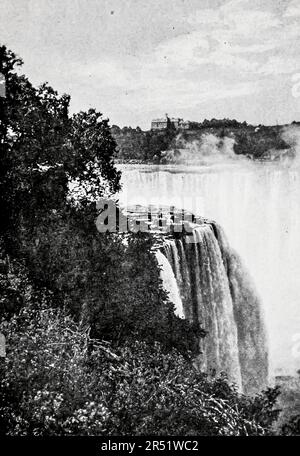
[161,132,248,166]
[281,125,300,167]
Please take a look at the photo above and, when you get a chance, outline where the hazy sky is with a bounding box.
[1,0,300,128]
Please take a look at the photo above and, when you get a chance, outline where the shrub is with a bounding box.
[0,306,280,436]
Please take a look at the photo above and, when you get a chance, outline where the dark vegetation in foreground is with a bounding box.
[0,45,299,435]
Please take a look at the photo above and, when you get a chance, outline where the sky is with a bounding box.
[1,0,300,128]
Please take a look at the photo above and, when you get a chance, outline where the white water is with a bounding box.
[155,249,184,319]
[159,223,268,393]
[118,163,300,377]
[164,227,243,390]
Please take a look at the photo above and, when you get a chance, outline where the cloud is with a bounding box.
[186,8,221,26]
[150,30,262,76]
[284,0,300,18]
[222,7,281,35]
[258,55,300,75]
[73,1,279,119]
[51,0,300,126]
[73,60,135,89]
[155,32,210,66]
[117,77,258,115]
[151,0,300,81]
[188,2,281,37]
[223,43,276,54]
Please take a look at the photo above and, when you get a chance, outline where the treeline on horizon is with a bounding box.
[111,118,295,163]
[0,44,299,436]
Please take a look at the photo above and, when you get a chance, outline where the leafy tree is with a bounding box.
[0,45,201,357]
[0,47,70,237]
[0,45,120,245]
[88,232,204,354]
[0,305,280,436]
[67,109,121,203]
[10,209,202,355]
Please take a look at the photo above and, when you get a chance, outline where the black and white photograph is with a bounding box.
[0,0,300,446]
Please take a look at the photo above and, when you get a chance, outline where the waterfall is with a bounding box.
[123,199,269,393]
[119,164,300,378]
[213,222,269,394]
[155,249,184,319]
[120,201,269,393]
[158,222,268,394]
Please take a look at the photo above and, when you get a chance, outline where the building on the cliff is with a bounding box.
[151,115,190,130]
[151,117,169,130]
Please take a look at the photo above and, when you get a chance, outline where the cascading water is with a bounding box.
[158,221,267,394]
[155,249,184,319]
[118,163,300,380]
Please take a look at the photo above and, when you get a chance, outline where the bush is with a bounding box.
[0,306,280,436]
[282,415,300,435]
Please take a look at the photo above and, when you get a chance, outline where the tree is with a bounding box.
[67,109,121,203]
[0,47,70,237]
[0,46,202,357]
[0,45,121,246]
[0,305,281,436]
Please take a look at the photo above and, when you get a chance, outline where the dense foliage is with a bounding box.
[0,305,280,436]
[112,121,177,162]
[0,45,294,436]
[112,120,291,163]
[0,45,121,245]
